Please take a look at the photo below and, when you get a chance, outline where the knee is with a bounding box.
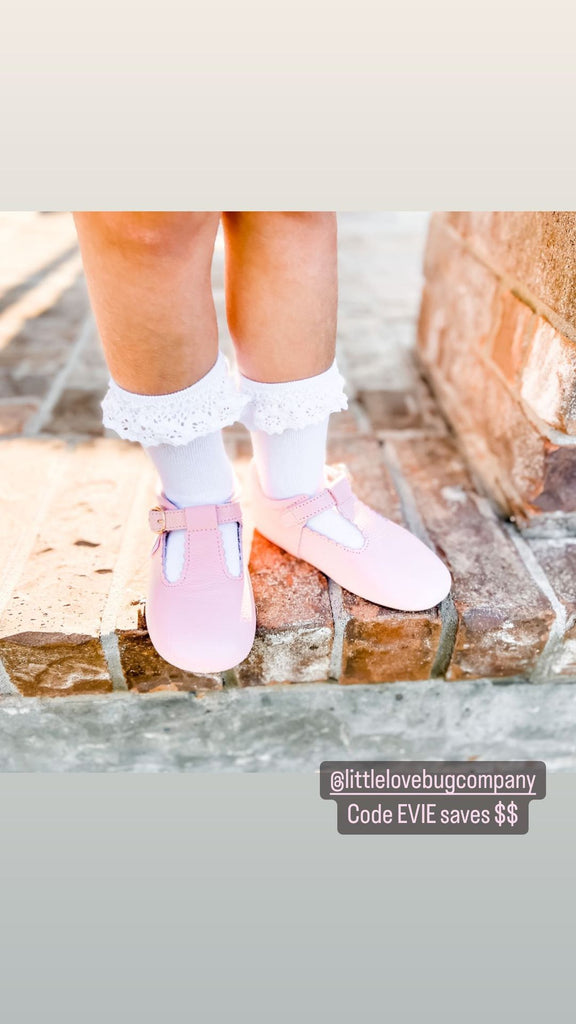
[270,212,337,267]
[225,212,336,264]
[259,211,336,237]
[225,211,335,237]
[74,211,219,259]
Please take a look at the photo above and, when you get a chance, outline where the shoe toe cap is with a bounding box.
[162,632,253,674]
[146,581,256,674]
[149,617,255,674]
[384,528,452,610]
[354,516,453,611]
[396,554,452,611]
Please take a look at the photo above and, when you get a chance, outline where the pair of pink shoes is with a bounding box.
[145,460,452,673]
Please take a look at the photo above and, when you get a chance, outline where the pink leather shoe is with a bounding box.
[248,460,452,611]
[145,493,256,673]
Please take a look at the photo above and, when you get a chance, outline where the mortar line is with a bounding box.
[99,470,153,691]
[328,578,348,681]
[430,594,459,678]
[0,654,19,696]
[100,632,129,694]
[0,250,83,352]
[383,439,458,678]
[468,324,576,449]
[503,521,568,683]
[442,220,576,348]
[517,395,576,448]
[23,309,95,437]
[348,397,372,434]
[382,440,430,541]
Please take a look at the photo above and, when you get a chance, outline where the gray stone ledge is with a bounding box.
[0,679,574,772]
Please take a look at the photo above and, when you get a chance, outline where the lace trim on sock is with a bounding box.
[101,352,250,446]
[237,358,349,434]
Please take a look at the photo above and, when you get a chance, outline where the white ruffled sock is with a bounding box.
[238,360,364,549]
[101,350,248,582]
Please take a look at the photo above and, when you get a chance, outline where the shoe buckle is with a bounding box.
[150,506,167,533]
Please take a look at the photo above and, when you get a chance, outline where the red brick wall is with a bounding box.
[417,213,576,529]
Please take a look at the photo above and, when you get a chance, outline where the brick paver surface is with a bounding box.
[0,211,575,698]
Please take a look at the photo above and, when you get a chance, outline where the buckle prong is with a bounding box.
[151,506,167,533]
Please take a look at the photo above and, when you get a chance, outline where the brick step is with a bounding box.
[1,431,575,696]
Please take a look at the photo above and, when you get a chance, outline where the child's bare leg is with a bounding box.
[73,212,220,393]
[221,211,451,612]
[221,211,362,546]
[73,212,244,582]
[221,211,337,382]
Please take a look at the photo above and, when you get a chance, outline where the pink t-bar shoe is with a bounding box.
[248,460,452,612]
[145,492,256,674]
